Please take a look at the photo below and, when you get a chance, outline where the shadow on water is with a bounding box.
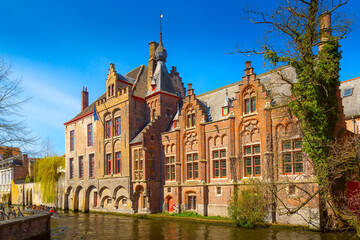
[50,212,358,240]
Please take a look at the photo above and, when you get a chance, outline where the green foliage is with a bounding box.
[263,1,342,190]
[166,211,228,220]
[24,175,34,183]
[228,187,269,228]
[34,155,64,203]
[170,211,202,218]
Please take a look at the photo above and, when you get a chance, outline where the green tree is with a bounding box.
[239,0,357,231]
[228,180,269,227]
[34,155,65,203]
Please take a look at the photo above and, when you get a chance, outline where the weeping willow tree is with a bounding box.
[34,155,65,203]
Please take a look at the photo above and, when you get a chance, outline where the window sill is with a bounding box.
[113,135,121,140]
[242,112,257,117]
[185,127,196,131]
[281,172,304,176]
[242,176,262,179]
[210,177,228,180]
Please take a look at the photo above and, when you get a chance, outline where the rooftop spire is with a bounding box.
[160,10,163,45]
[155,11,167,61]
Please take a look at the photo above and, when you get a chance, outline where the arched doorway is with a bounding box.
[167,196,174,212]
[133,185,144,213]
[74,186,84,212]
[84,186,98,212]
[64,187,73,210]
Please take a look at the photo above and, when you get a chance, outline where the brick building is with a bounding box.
[64,34,351,227]
[0,152,35,203]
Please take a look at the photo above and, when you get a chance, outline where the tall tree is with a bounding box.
[0,60,37,150]
[239,0,357,231]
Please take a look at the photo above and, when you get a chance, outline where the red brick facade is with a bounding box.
[64,39,347,227]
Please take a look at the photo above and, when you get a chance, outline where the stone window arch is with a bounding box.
[243,86,257,114]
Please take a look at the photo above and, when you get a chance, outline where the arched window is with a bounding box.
[243,87,257,114]
[186,105,195,128]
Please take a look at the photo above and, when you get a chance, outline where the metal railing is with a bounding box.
[0,204,24,221]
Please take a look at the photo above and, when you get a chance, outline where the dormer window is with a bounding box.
[344,88,353,97]
[222,106,229,116]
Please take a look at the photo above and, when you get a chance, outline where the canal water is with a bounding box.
[51,212,357,240]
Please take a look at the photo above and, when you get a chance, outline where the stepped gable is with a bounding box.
[196,65,296,122]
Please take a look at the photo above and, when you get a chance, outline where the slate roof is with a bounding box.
[66,65,148,125]
[197,84,238,122]
[129,65,148,99]
[130,122,150,144]
[118,73,136,84]
[196,65,296,122]
[126,65,143,79]
[146,61,176,96]
[339,77,360,118]
[65,93,106,124]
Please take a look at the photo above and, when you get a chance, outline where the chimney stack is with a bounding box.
[148,41,159,90]
[81,87,89,111]
[245,61,254,75]
[187,83,194,96]
[319,13,331,51]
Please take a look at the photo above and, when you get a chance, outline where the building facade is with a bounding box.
[0,153,34,203]
[340,77,360,135]
[64,37,350,227]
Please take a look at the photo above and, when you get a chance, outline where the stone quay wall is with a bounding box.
[0,212,51,240]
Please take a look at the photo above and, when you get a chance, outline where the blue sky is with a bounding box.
[0,0,359,155]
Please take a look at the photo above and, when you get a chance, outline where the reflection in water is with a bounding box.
[51,212,357,240]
